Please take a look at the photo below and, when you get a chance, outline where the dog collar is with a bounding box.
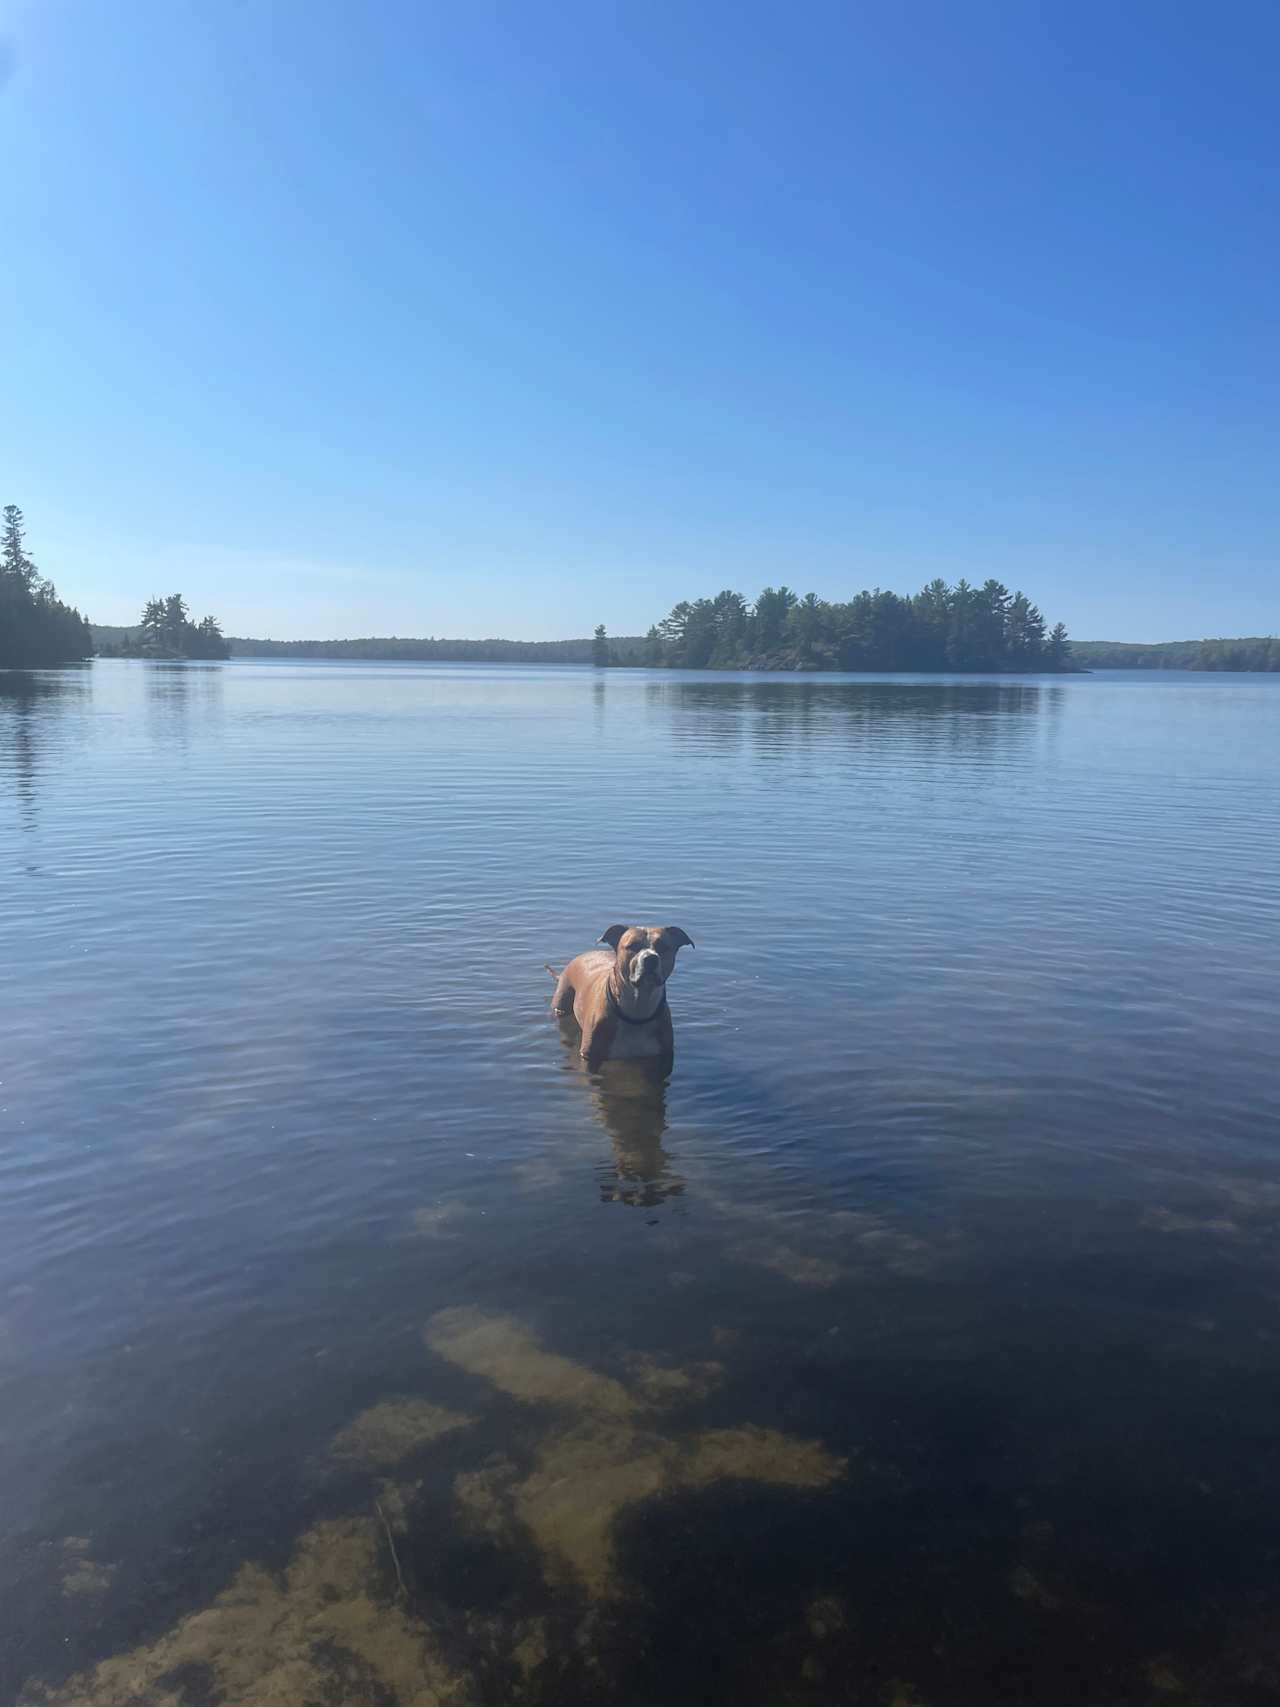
[607,987,667,1026]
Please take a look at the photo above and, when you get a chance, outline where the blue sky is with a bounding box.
[3,1,1277,641]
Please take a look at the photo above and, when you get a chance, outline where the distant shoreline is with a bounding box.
[94,654,1090,675]
[88,624,1278,673]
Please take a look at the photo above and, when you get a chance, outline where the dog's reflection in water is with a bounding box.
[556,1019,684,1206]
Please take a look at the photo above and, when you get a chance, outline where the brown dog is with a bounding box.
[547,925,694,1073]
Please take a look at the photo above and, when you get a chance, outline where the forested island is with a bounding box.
[635,580,1074,671]
[96,597,230,660]
[0,506,93,667]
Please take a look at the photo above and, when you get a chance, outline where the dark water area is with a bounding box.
[3,659,1280,1707]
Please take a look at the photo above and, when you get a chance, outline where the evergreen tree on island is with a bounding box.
[121,594,230,660]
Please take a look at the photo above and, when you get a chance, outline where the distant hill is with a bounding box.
[224,633,650,663]
[1073,637,1278,671]
[91,626,648,664]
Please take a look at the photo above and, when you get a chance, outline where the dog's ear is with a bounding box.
[599,925,628,949]
[665,927,695,949]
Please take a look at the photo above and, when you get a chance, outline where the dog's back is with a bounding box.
[549,949,612,1018]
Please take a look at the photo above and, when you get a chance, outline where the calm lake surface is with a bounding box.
[4,659,1280,1707]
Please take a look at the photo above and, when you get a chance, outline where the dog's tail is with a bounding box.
[543,963,562,980]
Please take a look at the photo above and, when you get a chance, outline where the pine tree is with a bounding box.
[787,592,825,660]
[753,585,796,655]
[0,504,92,666]
[1,505,38,590]
[946,579,979,669]
[162,593,190,650]
[1047,622,1072,668]
[190,615,229,659]
[139,598,166,651]
[977,580,1012,668]
[657,602,694,666]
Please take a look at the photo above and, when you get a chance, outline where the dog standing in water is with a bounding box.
[547,924,694,1073]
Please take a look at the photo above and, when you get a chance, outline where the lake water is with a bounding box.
[4,659,1280,1707]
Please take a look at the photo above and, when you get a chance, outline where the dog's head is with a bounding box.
[599,924,694,991]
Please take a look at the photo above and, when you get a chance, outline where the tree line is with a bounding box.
[219,632,643,663]
[1072,637,1280,672]
[607,579,1074,672]
[0,505,94,668]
